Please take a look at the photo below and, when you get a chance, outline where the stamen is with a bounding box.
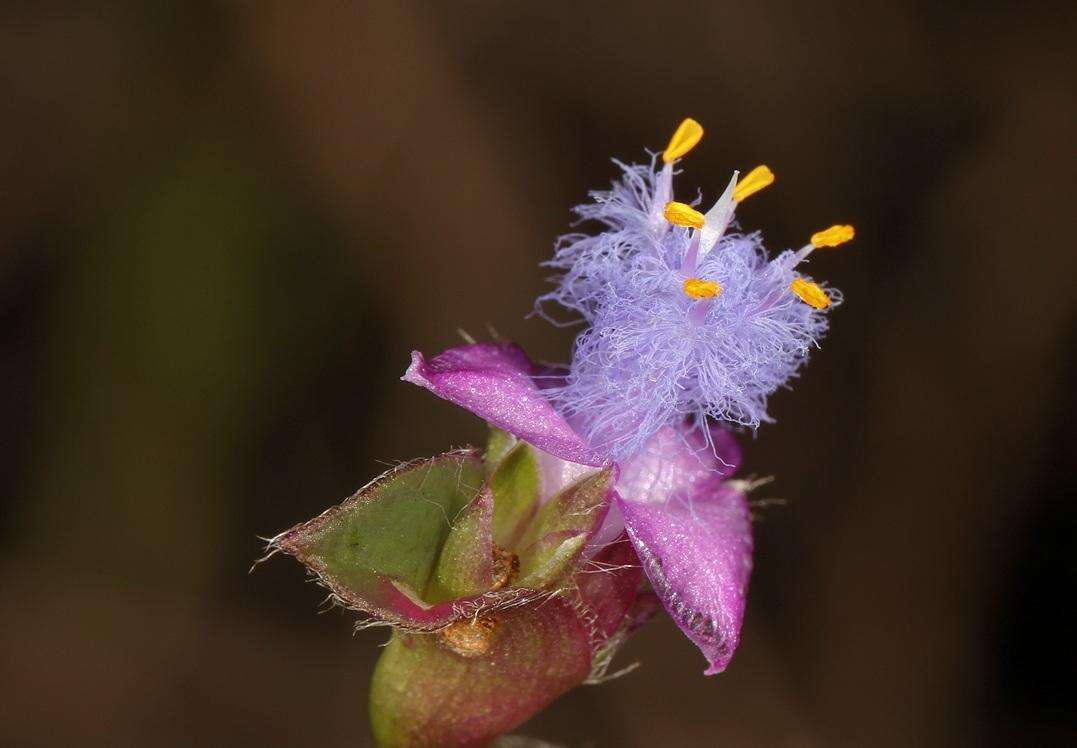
[790,278,830,309]
[698,171,739,258]
[733,165,774,202]
[662,118,704,163]
[683,277,722,299]
[810,224,855,248]
[664,201,705,229]
[681,232,701,277]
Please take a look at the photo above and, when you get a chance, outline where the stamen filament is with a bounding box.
[681,231,701,277]
[698,171,739,259]
[688,296,716,324]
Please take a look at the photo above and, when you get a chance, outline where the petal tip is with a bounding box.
[703,662,726,676]
[401,350,428,386]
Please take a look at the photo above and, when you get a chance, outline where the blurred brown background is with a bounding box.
[2,2,1075,745]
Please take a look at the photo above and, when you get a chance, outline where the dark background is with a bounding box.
[2,2,1075,745]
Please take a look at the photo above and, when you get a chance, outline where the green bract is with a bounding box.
[271,428,647,747]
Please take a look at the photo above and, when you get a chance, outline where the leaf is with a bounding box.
[518,468,612,548]
[483,426,518,475]
[572,536,649,683]
[427,489,494,603]
[273,450,485,627]
[515,532,588,589]
[514,469,612,589]
[489,441,540,548]
[573,536,643,645]
[369,598,591,747]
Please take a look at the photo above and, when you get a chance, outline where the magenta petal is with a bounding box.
[588,424,740,552]
[616,481,753,674]
[617,423,740,505]
[403,342,606,467]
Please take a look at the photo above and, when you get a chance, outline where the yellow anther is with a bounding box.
[733,165,775,202]
[663,201,705,229]
[810,224,855,248]
[662,118,704,163]
[683,277,722,299]
[790,278,830,309]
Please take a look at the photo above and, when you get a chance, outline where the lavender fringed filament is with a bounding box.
[537,119,852,459]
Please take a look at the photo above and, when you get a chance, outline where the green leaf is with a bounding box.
[369,598,592,747]
[426,489,494,603]
[517,468,612,549]
[483,426,517,475]
[274,450,484,622]
[515,532,588,589]
[514,468,612,589]
[489,441,540,548]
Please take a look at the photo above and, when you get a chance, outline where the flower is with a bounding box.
[404,340,751,674]
[536,118,852,458]
[269,118,853,746]
[405,120,853,676]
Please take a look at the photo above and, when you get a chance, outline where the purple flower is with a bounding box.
[405,340,750,674]
[536,119,852,458]
[403,119,854,675]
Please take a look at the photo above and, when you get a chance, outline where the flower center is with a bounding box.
[657,118,854,311]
